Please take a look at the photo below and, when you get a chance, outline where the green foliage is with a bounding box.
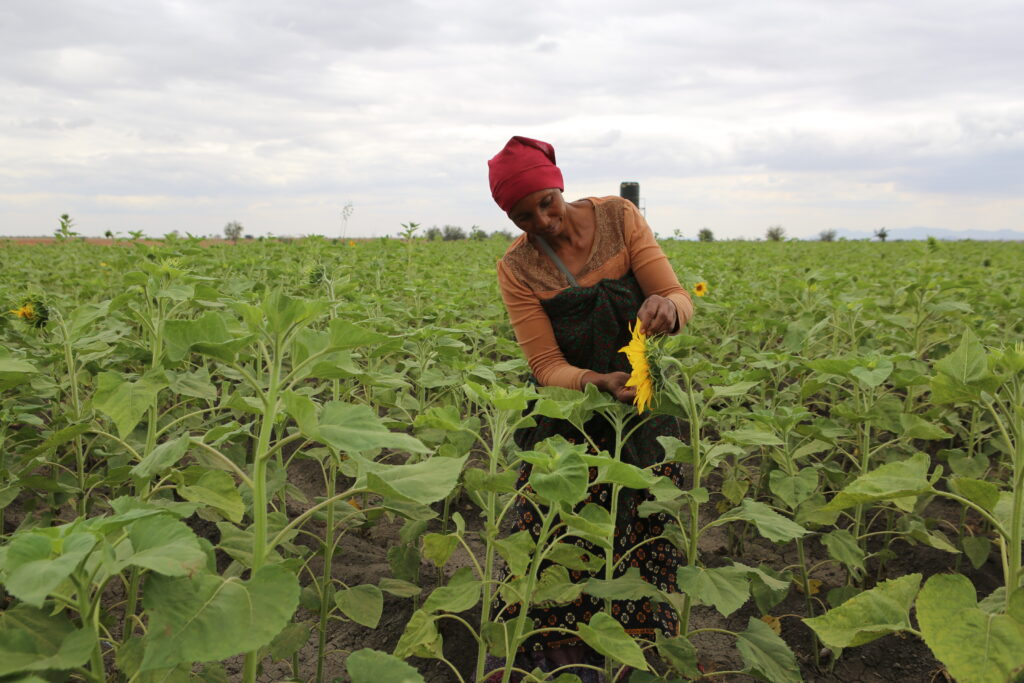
[0,236,1021,682]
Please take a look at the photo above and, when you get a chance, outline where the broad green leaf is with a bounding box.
[714,499,807,543]
[131,436,191,479]
[421,533,459,568]
[0,357,38,390]
[657,436,693,463]
[117,635,192,682]
[528,451,589,504]
[93,369,167,438]
[917,573,1024,683]
[216,514,296,568]
[346,648,425,683]
[378,577,422,597]
[140,565,300,670]
[934,329,989,385]
[675,565,750,616]
[746,563,792,614]
[422,569,481,613]
[260,289,325,337]
[495,530,535,577]
[268,621,310,662]
[580,455,658,489]
[585,567,662,602]
[821,529,866,579]
[850,359,893,388]
[575,613,649,671]
[655,632,701,678]
[164,312,253,363]
[328,319,388,348]
[28,423,92,457]
[177,469,244,523]
[533,565,584,605]
[336,584,384,628]
[823,452,932,511]
[804,573,920,648]
[949,477,1000,513]
[722,428,783,447]
[319,402,429,453]
[806,358,859,377]
[898,413,949,440]
[709,381,759,398]
[736,616,802,683]
[930,373,982,404]
[562,503,614,549]
[118,515,207,576]
[0,605,95,677]
[963,536,991,570]
[393,610,443,660]
[281,390,320,440]
[166,367,218,400]
[2,531,97,608]
[768,468,817,510]
[545,542,604,572]
[355,454,466,505]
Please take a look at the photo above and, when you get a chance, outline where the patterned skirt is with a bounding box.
[490,418,686,655]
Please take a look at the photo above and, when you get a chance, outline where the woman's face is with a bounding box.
[507,188,566,239]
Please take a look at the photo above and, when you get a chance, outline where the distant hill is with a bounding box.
[834,226,1024,241]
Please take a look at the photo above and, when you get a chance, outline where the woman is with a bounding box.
[487,136,693,680]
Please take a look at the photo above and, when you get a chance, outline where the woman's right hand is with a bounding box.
[583,371,636,404]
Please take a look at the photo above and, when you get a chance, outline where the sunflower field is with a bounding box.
[1,234,1022,683]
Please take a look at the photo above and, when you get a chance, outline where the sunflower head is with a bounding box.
[305,263,329,286]
[618,320,658,414]
[9,299,49,328]
[694,281,708,297]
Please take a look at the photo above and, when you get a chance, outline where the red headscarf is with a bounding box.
[487,136,564,212]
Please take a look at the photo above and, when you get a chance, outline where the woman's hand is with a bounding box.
[582,371,636,404]
[637,294,678,335]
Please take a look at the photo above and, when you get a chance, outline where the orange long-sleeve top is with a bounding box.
[496,195,693,390]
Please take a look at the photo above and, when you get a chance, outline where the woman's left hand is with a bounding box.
[637,295,678,335]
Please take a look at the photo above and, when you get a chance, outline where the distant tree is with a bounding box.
[442,225,466,241]
[224,221,243,243]
[424,226,442,240]
[766,225,786,242]
[492,229,514,240]
[698,228,714,242]
[874,227,889,242]
[55,213,78,241]
[819,229,837,242]
[469,225,488,240]
[104,229,114,240]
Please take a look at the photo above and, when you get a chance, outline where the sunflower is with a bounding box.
[694,281,708,297]
[9,300,49,328]
[619,320,655,414]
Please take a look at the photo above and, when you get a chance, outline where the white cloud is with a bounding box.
[1,0,1022,238]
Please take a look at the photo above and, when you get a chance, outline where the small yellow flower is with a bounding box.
[9,303,35,320]
[9,300,49,327]
[100,262,108,267]
[694,281,708,297]
[348,240,357,247]
[618,320,654,414]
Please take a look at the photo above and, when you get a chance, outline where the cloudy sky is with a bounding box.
[2,0,1023,239]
